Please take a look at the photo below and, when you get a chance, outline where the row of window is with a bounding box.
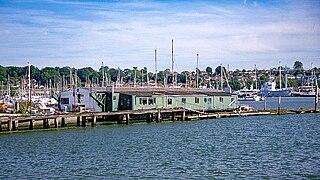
[138,97,224,105]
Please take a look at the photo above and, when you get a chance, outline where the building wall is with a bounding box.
[60,88,99,112]
[124,94,238,111]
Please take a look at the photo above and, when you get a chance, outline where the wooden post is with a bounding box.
[43,119,48,129]
[29,119,35,130]
[82,116,86,127]
[91,116,96,127]
[126,114,130,125]
[264,96,267,111]
[182,110,186,121]
[54,118,58,128]
[61,117,66,127]
[277,96,281,114]
[172,112,175,122]
[315,84,319,112]
[156,110,161,123]
[146,114,152,123]
[77,115,81,126]
[12,120,18,131]
[8,118,12,131]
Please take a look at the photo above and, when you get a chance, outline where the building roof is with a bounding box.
[112,87,233,97]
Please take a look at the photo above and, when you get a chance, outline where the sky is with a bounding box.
[0,0,319,72]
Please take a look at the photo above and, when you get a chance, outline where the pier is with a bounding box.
[0,107,318,133]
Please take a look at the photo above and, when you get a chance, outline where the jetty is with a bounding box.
[0,107,318,133]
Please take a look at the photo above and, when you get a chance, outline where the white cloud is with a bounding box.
[0,0,319,70]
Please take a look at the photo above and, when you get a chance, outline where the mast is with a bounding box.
[220,64,223,90]
[101,61,105,87]
[196,53,199,88]
[154,49,158,86]
[7,74,10,100]
[171,39,175,86]
[255,64,258,89]
[285,65,288,89]
[69,68,73,88]
[279,61,282,89]
[28,62,31,103]
[146,67,149,86]
[117,67,120,87]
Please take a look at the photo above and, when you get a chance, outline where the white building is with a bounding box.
[60,88,99,112]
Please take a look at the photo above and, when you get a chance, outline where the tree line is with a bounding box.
[0,61,319,90]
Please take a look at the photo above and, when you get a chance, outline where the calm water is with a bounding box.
[1,100,320,179]
[242,96,318,110]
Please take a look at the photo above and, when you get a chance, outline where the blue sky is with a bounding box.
[0,0,319,71]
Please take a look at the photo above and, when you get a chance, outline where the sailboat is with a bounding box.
[233,65,263,101]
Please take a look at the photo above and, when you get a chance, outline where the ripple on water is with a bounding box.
[0,113,320,178]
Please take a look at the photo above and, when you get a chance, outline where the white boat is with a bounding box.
[233,85,263,101]
[259,81,292,97]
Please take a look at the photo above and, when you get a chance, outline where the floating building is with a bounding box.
[89,87,238,112]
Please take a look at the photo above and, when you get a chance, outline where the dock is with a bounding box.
[0,107,318,133]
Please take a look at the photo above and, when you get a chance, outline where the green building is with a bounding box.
[91,87,238,112]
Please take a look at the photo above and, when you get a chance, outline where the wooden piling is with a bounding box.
[126,114,130,125]
[77,116,81,127]
[54,118,58,128]
[81,116,86,127]
[12,120,18,131]
[315,84,319,112]
[91,116,96,127]
[278,96,281,114]
[156,110,161,123]
[61,117,66,127]
[8,118,12,131]
[43,119,48,129]
[146,114,152,123]
[29,119,35,130]
[172,112,176,122]
[182,110,186,121]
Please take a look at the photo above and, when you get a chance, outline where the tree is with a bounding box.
[0,66,7,82]
[205,66,212,76]
[215,66,227,76]
[293,61,303,71]
[293,61,303,76]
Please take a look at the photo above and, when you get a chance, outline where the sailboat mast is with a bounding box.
[171,39,175,86]
[279,61,282,89]
[196,53,199,88]
[255,64,258,89]
[220,64,223,90]
[101,61,105,87]
[154,49,158,87]
[28,62,31,112]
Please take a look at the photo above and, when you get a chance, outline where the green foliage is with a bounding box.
[0,65,7,82]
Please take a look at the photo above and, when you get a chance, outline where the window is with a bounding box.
[195,97,199,103]
[168,98,172,105]
[113,96,116,100]
[204,98,207,103]
[181,98,186,105]
[142,98,148,105]
[148,98,155,105]
[208,98,212,104]
[61,98,69,104]
[220,97,224,103]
